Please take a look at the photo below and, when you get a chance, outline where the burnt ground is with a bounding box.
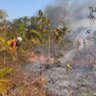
[21,60,96,96]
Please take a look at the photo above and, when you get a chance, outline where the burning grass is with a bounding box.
[29,52,54,62]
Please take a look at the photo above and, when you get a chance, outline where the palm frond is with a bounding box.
[30,30,42,43]
[0,67,13,78]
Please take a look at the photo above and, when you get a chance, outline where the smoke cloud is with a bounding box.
[44,0,96,63]
[59,50,75,64]
[33,0,96,63]
[45,0,96,34]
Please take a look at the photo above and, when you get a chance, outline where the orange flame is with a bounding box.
[30,56,37,62]
[30,52,37,62]
[30,52,35,57]
[40,55,46,60]
[68,59,77,63]
[69,59,74,63]
[29,52,54,62]
[50,58,54,61]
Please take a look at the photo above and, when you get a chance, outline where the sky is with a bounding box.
[0,0,52,21]
[0,0,94,21]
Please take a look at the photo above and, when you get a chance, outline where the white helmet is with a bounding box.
[17,37,22,42]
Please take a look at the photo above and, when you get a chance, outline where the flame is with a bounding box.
[30,52,35,57]
[30,52,38,62]
[69,59,74,63]
[69,58,82,63]
[50,58,54,61]
[40,55,46,60]
[69,58,79,63]
[30,56,37,62]
[29,52,54,62]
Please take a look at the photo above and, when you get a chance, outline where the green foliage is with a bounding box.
[81,86,93,96]
[60,18,65,26]
[0,67,12,78]
[30,30,42,44]
[38,10,50,27]
[39,10,43,17]
[54,60,59,65]
[87,87,93,96]
[0,67,12,94]
[81,90,86,96]
[59,51,64,57]
[37,50,41,55]
[37,26,44,31]
[0,37,8,53]
[62,27,71,34]
[40,17,50,26]
[0,9,8,19]
[54,28,63,41]
[18,24,24,31]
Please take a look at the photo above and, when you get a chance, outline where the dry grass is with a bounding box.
[7,70,51,96]
[0,36,51,96]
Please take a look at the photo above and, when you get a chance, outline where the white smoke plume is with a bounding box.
[33,0,96,63]
[45,0,96,31]
[44,0,96,63]
[59,50,75,64]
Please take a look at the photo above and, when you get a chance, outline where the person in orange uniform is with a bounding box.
[8,37,22,54]
[78,38,82,51]
[8,37,22,61]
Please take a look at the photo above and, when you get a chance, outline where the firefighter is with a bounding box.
[7,37,22,54]
[78,38,82,51]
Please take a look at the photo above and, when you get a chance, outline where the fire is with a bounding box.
[30,55,37,62]
[30,52,38,62]
[69,58,81,63]
[30,52,54,62]
[30,52,34,57]
[40,55,46,60]
[50,58,54,60]
[69,59,74,63]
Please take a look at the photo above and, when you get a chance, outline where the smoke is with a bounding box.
[45,0,96,33]
[44,0,96,63]
[59,50,75,64]
[33,0,96,63]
